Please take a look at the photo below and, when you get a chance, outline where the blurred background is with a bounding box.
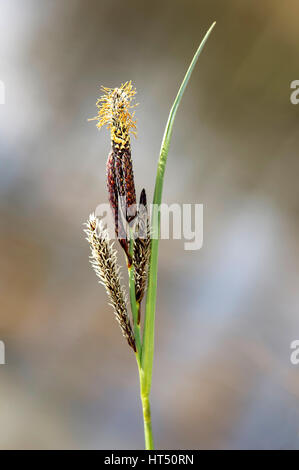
[0,0,299,450]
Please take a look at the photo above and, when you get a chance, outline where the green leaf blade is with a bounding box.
[141,22,216,394]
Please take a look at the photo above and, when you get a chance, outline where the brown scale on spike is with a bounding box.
[107,149,131,262]
[106,151,117,220]
[123,149,137,222]
[112,140,137,223]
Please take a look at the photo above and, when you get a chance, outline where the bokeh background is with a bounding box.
[0,0,299,449]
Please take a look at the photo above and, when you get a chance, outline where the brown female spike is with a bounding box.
[134,189,151,324]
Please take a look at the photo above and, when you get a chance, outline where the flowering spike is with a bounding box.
[84,214,136,351]
[90,81,137,146]
[91,82,138,260]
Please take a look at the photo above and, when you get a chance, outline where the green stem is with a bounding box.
[141,393,154,449]
[138,365,154,450]
[142,22,216,395]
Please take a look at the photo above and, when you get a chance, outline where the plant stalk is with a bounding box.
[128,22,216,449]
[138,365,154,450]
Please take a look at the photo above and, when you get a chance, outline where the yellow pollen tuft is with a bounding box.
[89,81,138,145]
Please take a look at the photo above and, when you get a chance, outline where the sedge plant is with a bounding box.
[85,22,216,450]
